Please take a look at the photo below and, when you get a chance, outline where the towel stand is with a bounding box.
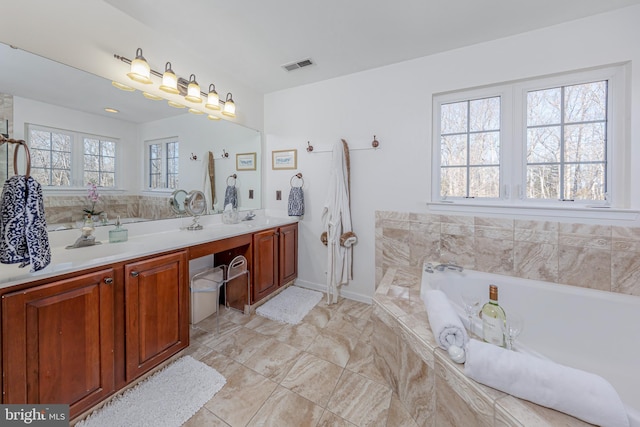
[0,135,31,177]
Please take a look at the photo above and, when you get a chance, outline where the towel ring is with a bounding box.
[227,174,237,186]
[1,136,31,177]
[290,173,304,188]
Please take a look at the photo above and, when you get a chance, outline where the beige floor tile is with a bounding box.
[327,370,392,426]
[325,312,368,339]
[386,394,419,427]
[244,315,288,336]
[345,341,387,385]
[243,339,302,382]
[317,410,357,427]
[275,322,321,351]
[246,385,324,427]
[337,299,373,320]
[302,304,333,328]
[306,328,358,367]
[200,351,246,380]
[204,364,277,427]
[203,326,272,363]
[280,352,344,407]
[183,407,230,426]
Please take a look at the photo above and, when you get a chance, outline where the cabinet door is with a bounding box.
[124,251,188,382]
[2,269,115,418]
[279,223,298,286]
[252,228,278,302]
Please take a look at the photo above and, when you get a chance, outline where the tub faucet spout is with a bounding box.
[435,261,464,272]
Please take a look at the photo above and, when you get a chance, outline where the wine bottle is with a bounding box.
[481,284,506,347]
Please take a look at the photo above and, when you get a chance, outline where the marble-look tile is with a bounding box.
[494,395,592,427]
[316,410,357,427]
[474,236,514,275]
[386,394,422,427]
[409,212,441,224]
[441,222,474,236]
[558,222,611,237]
[440,234,475,268]
[327,370,392,426]
[612,225,640,240]
[280,352,343,407]
[514,220,558,244]
[244,315,287,336]
[345,340,387,385]
[183,407,229,426]
[611,250,640,296]
[324,312,367,340]
[246,385,324,427]
[302,304,333,329]
[434,350,504,427]
[475,216,514,229]
[202,327,272,363]
[558,246,611,291]
[199,351,245,380]
[513,241,558,282]
[410,221,441,268]
[382,226,412,268]
[242,339,301,382]
[204,364,277,427]
[371,311,400,393]
[336,298,371,319]
[306,327,358,367]
[274,321,321,351]
[396,337,436,426]
[183,341,214,361]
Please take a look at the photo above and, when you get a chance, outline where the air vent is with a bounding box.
[282,58,314,72]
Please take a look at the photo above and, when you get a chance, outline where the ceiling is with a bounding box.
[103,0,640,94]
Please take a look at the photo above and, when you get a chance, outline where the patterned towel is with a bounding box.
[223,185,238,209]
[288,187,304,216]
[0,175,51,271]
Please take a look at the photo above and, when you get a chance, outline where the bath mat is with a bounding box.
[76,356,225,427]
[256,286,323,324]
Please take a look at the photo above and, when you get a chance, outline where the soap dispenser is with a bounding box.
[109,216,128,243]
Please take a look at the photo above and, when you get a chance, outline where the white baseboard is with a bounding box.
[294,279,372,305]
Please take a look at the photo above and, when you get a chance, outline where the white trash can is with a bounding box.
[190,266,224,324]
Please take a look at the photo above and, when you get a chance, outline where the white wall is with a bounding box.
[264,6,640,302]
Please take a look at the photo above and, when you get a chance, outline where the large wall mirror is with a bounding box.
[0,42,261,230]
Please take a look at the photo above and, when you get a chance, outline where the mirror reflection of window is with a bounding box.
[147,137,179,190]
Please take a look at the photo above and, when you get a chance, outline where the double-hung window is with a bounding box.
[146,137,179,190]
[432,64,627,210]
[28,124,118,188]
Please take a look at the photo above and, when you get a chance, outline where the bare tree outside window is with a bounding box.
[526,81,607,201]
[440,97,500,198]
[29,128,72,186]
[84,138,116,187]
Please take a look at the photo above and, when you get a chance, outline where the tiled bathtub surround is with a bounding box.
[372,268,593,426]
[44,194,176,227]
[375,210,640,297]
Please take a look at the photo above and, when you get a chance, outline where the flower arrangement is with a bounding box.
[83,182,103,217]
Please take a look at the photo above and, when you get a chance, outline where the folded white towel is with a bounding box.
[424,289,468,350]
[464,339,629,427]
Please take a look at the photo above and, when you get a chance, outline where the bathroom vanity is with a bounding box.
[0,216,298,418]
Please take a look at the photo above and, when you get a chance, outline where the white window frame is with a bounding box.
[430,64,633,219]
[144,136,179,192]
[26,124,120,192]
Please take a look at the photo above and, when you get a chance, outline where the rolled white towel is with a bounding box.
[424,289,468,350]
[464,339,629,427]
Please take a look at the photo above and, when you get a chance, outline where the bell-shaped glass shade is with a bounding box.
[127,48,152,84]
[205,84,220,110]
[222,93,236,118]
[185,74,202,103]
[159,62,179,94]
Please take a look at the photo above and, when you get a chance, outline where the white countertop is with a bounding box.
[0,213,298,291]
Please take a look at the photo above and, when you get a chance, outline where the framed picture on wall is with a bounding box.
[272,149,297,170]
[236,152,257,171]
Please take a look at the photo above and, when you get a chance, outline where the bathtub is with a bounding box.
[420,264,640,427]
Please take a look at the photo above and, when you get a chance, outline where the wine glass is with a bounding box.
[502,313,524,350]
[460,291,481,336]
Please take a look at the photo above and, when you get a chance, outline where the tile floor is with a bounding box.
[182,291,419,427]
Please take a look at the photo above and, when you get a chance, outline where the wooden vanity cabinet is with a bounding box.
[252,223,298,303]
[1,268,116,417]
[124,251,188,382]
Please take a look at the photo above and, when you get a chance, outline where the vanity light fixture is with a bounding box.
[127,48,152,84]
[205,84,220,110]
[222,93,236,118]
[185,74,202,103]
[159,62,179,94]
[143,92,163,100]
[114,48,237,117]
[111,81,135,91]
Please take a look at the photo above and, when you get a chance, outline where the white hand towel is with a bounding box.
[464,339,629,427]
[424,289,468,350]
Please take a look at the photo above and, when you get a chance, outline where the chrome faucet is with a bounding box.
[425,261,464,273]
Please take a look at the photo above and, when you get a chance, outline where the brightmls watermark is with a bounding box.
[0,405,68,426]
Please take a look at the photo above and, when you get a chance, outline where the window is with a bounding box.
[147,138,179,190]
[27,124,118,188]
[433,65,626,209]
